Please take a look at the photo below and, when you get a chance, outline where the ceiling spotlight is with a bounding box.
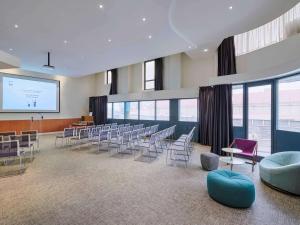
[188,46,192,49]
[148,35,152,39]
[204,49,208,52]
[142,17,146,22]
[99,4,103,9]
[14,24,19,28]
[108,39,112,42]
[64,40,68,44]
[229,6,233,10]
[9,48,13,51]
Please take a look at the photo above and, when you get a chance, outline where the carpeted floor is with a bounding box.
[0,134,299,225]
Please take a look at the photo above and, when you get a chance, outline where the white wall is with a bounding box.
[95,53,216,102]
[0,69,95,120]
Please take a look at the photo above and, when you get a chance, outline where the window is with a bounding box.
[105,70,112,84]
[278,75,300,132]
[234,3,300,56]
[232,85,244,127]
[125,102,139,120]
[156,100,170,121]
[113,102,124,119]
[179,99,198,122]
[107,103,112,119]
[248,85,272,157]
[144,60,155,90]
[140,101,155,120]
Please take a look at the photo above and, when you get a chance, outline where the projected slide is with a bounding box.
[3,76,58,111]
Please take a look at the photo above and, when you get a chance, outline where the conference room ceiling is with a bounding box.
[0,0,298,77]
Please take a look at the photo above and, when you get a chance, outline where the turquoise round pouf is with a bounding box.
[207,170,255,208]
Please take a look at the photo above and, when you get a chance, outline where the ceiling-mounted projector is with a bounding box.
[43,52,55,70]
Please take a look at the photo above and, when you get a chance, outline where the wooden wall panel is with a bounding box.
[0,118,80,134]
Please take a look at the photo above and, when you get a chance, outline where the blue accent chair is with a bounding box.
[259,151,300,195]
[207,170,255,208]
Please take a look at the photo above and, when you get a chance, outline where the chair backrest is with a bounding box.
[133,125,139,130]
[99,130,109,141]
[64,128,75,137]
[0,131,16,137]
[21,130,38,142]
[103,125,111,131]
[79,129,89,139]
[232,138,257,154]
[10,134,31,148]
[110,129,119,139]
[0,140,19,157]
[131,130,138,140]
[124,124,130,127]
[118,124,124,129]
[111,124,118,130]
[122,132,131,144]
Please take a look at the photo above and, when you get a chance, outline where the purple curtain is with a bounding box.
[199,86,214,145]
[89,96,107,125]
[211,84,233,155]
[218,36,237,76]
[154,58,163,90]
[110,69,118,95]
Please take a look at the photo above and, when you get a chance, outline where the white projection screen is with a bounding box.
[0,73,60,113]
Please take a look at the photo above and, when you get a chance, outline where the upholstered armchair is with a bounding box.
[229,138,258,171]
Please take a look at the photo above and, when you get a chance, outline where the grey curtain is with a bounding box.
[154,58,163,90]
[110,69,118,95]
[199,86,214,145]
[218,36,236,76]
[89,96,107,125]
[211,84,233,155]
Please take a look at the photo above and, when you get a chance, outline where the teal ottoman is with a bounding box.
[207,170,255,208]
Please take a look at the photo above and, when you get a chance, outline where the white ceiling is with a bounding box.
[0,0,298,77]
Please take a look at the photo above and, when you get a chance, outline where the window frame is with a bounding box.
[112,102,125,119]
[106,70,112,85]
[139,100,156,121]
[178,98,198,122]
[107,102,113,119]
[155,99,170,121]
[144,60,155,90]
[232,85,245,127]
[124,101,139,120]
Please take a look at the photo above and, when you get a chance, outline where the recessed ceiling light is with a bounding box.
[108,39,112,42]
[142,17,146,22]
[14,24,19,28]
[9,48,13,51]
[229,6,233,10]
[204,48,208,52]
[188,46,192,49]
[64,40,68,44]
[99,4,103,9]
[148,35,152,39]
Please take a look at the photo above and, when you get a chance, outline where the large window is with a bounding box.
[179,99,198,122]
[125,102,139,120]
[278,75,300,132]
[140,101,155,120]
[235,3,300,56]
[248,84,272,157]
[113,102,124,119]
[156,100,170,121]
[107,103,112,119]
[144,60,155,90]
[105,70,112,84]
[232,85,244,127]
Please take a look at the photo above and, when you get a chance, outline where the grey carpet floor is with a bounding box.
[0,134,299,225]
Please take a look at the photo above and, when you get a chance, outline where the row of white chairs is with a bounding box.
[137,125,176,159]
[166,127,196,167]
